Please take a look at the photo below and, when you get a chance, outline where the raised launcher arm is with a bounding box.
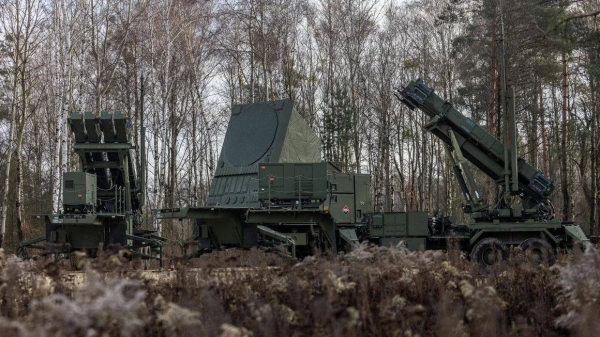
[69,112,141,214]
[396,79,555,222]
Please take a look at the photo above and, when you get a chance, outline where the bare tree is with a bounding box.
[0,0,45,247]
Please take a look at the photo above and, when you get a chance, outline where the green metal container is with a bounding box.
[63,172,97,207]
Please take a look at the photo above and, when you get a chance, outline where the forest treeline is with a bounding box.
[0,0,599,250]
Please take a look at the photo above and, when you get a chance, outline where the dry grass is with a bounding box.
[0,245,599,336]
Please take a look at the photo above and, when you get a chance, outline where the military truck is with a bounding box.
[19,80,165,267]
[156,80,590,266]
[156,100,340,257]
[394,79,589,265]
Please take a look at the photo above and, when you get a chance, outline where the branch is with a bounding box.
[561,10,600,24]
[547,10,600,35]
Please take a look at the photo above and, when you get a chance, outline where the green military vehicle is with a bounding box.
[394,79,590,264]
[19,80,165,266]
[156,80,590,266]
[156,100,341,257]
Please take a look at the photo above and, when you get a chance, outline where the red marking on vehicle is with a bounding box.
[78,194,82,197]
[343,205,349,214]
[260,166,266,169]
[269,177,275,181]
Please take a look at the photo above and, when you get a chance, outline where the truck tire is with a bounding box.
[470,238,509,267]
[519,237,555,265]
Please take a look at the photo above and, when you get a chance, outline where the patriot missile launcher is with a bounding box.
[394,79,589,265]
[397,79,554,222]
[19,78,165,267]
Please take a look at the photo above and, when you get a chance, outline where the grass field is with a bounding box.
[0,245,598,336]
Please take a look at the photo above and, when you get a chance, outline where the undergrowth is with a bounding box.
[0,245,598,336]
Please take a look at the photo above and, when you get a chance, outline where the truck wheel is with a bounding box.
[519,238,555,265]
[470,238,509,267]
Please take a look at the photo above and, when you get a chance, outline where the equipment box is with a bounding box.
[407,212,429,236]
[369,212,429,238]
[63,172,97,207]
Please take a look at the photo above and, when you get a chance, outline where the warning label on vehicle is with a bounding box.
[342,205,349,214]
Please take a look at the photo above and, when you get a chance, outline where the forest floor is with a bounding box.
[0,245,599,337]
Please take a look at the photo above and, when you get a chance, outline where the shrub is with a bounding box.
[0,246,599,336]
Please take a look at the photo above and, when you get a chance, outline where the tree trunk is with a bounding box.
[561,50,571,221]
[15,57,29,243]
[192,97,199,206]
[0,86,17,247]
[540,81,549,175]
[589,99,596,233]
[15,123,26,243]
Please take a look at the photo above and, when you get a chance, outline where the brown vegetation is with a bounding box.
[0,245,599,336]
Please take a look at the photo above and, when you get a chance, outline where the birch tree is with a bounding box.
[49,0,77,214]
[0,0,45,247]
